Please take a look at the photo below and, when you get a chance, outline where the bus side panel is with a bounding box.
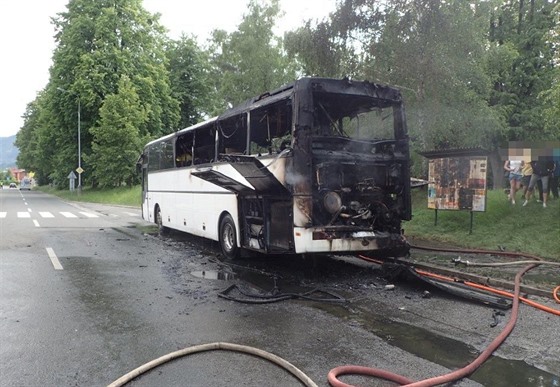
[146,168,240,244]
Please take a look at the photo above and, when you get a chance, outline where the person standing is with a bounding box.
[504,158,523,204]
[521,159,533,198]
[550,156,559,200]
[524,158,553,208]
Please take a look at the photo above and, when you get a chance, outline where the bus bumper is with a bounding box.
[293,227,409,257]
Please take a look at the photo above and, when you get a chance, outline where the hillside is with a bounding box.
[0,135,18,168]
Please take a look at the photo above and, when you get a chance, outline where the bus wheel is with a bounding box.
[219,214,239,259]
[156,206,169,236]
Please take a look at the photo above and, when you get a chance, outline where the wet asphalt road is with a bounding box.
[1,190,558,386]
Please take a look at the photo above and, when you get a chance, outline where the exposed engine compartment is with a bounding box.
[312,161,405,233]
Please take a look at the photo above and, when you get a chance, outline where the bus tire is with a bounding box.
[219,214,239,259]
[156,206,169,236]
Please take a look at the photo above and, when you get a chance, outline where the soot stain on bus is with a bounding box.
[140,77,412,259]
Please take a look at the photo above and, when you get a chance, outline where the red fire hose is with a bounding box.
[328,262,538,387]
[329,244,559,386]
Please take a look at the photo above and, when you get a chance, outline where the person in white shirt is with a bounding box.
[504,158,523,204]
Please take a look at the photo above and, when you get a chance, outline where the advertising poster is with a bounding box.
[427,156,488,212]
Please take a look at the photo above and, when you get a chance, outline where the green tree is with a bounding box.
[16,90,66,186]
[43,0,179,187]
[286,0,504,177]
[488,0,557,140]
[540,2,560,140]
[284,20,346,77]
[166,35,216,128]
[206,0,298,112]
[87,75,147,187]
[15,97,44,182]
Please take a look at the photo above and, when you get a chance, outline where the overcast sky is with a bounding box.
[0,0,336,138]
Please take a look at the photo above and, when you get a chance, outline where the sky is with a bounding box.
[0,0,336,138]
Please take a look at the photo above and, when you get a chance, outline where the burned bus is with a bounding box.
[139,77,411,258]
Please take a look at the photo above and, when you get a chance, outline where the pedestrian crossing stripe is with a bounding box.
[79,212,98,218]
[0,211,137,219]
[1,211,98,218]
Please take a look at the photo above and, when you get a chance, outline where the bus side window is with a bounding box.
[175,133,193,168]
[159,140,175,170]
[218,115,247,156]
[250,102,292,155]
[269,104,292,153]
[193,126,216,164]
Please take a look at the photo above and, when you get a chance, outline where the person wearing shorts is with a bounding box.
[523,159,553,208]
[504,159,523,204]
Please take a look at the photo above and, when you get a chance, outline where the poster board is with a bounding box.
[427,156,488,212]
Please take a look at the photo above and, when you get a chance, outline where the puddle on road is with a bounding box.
[190,266,309,295]
[317,303,558,386]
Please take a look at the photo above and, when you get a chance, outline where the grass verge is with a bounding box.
[404,188,560,261]
[37,185,141,207]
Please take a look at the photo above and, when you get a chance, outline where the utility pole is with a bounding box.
[57,87,82,192]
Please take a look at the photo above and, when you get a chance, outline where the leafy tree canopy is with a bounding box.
[31,0,179,187]
[206,0,298,113]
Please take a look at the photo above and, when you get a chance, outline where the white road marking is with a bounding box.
[39,212,55,218]
[46,247,63,270]
[79,212,98,218]
[33,220,40,227]
[17,212,31,218]
[123,212,139,217]
[0,212,6,218]
[60,212,77,218]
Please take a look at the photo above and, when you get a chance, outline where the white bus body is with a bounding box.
[140,78,412,259]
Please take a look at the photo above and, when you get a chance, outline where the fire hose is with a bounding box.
[108,245,557,387]
[328,244,558,386]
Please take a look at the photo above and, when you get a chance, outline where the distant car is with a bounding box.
[9,183,17,188]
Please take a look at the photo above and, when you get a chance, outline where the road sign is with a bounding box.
[76,167,84,174]
[68,171,77,191]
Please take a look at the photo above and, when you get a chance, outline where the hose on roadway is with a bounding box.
[410,243,560,310]
[329,263,538,386]
[328,244,558,386]
[359,248,560,314]
[108,245,557,387]
[454,258,560,267]
[107,342,318,387]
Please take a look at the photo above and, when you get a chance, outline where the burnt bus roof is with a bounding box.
[144,78,403,149]
[217,77,403,121]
